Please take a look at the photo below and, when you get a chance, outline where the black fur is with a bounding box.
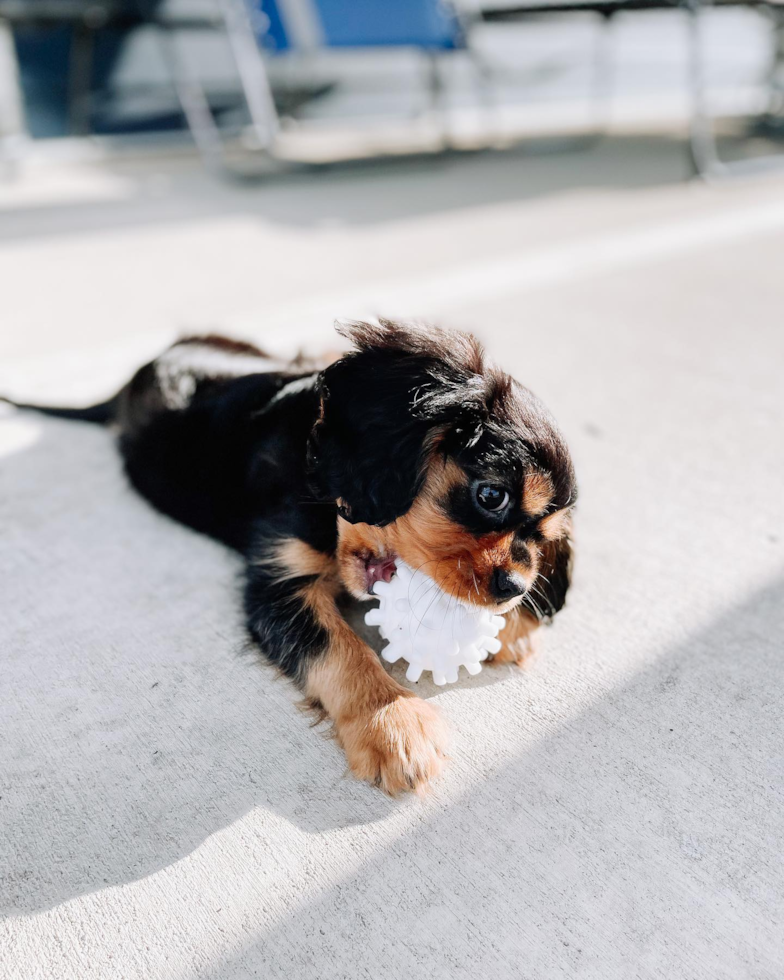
[244,533,330,682]
[8,323,577,683]
[0,395,117,423]
[120,368,328,553]
[535,535,574,620]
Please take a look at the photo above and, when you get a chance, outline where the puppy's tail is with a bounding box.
[0,394,118,424]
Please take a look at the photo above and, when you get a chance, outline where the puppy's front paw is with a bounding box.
[490,613,540,667]
[338,694,448,795]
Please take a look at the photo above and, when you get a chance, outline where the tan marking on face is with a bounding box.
[538,508,572,542]
[523,470,555,517]
[300,574,447,795]
[337,457,538,609]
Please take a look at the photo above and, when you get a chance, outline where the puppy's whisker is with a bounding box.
[528,581,552,613]
[407,559,449,631]
[439,590,453,641]
[414,582,444,637]
[409,581,437,615]
[410,570,440,606]
[522,591,545,620]
[406,558,445,608]
[411,557,458,635]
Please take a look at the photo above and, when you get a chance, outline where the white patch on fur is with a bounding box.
[154,342,288,411]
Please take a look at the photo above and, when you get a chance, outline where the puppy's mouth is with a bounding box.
[365,554,397,593]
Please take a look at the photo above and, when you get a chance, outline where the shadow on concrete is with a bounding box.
[0,414,505,918]
[3,413,781,979]
[0,133,692,245]
[200,574,784,979]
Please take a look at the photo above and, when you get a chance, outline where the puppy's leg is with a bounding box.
[491,606,540,667]
[246,540,447,795]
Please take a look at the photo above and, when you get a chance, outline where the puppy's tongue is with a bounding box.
[367,556,396,589]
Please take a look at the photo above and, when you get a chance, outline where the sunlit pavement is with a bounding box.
[1,126,783,979]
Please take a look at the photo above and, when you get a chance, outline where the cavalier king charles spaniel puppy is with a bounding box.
[15,320,576,795]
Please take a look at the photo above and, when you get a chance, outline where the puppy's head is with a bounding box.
[309,320,576,618]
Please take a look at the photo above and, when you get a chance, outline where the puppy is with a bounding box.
[14,321,577,794]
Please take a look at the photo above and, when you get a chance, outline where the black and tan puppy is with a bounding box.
[14,320,576,794]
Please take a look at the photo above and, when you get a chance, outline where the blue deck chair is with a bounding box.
[164,0,466,172]
[256,0,464,53]
[251,0,468,151]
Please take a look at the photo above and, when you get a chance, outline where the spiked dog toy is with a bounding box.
[365,560,505,685]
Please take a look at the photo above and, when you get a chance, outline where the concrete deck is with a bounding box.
[1,137,783,979]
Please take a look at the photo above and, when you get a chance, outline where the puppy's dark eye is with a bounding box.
[476,484,510,512]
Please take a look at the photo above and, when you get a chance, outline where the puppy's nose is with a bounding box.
[490,568,526,602]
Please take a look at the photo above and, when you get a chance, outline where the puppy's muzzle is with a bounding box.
[490,568,527,602]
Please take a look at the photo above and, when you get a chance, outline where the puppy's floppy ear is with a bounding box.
[307,322,442,526]
[532,532,573,620]
[307,318,508,525]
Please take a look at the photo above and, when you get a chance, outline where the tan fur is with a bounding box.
[335,520,392,598]
[538,508,571,542]
[523,471,554,517]
[274,538,334,580]
[337,457,537,609]
[491,608,541,666]
[301,576,447,795]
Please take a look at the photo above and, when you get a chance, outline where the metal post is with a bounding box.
[217,0,278,150]
[685,0,724,178]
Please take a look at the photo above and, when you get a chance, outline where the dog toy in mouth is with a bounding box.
[365,560,505,685]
